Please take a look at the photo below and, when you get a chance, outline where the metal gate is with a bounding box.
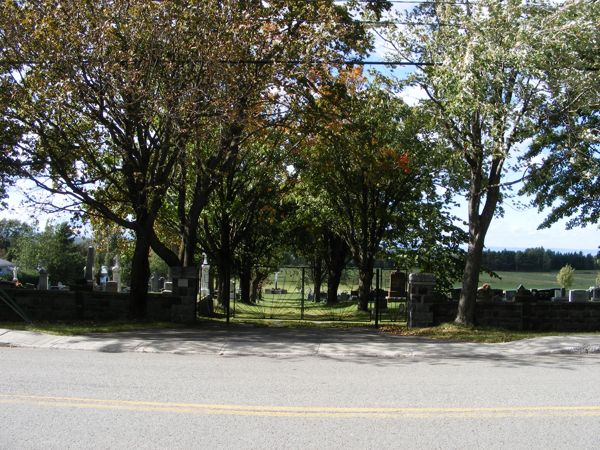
[208,267,408,324]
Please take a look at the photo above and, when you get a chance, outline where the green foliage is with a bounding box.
[297,71,449,308]
[556,264,575,290]
[0,67,23,207]
[149,251,170,279]
[383,0,593,324]
[482,248,598,272]
[520,1,599,229]
[0,219,34,260]
[13,222,86,285]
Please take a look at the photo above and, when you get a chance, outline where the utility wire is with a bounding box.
[1,59,595,70]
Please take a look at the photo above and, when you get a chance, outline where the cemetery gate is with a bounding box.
[206,266,409,324]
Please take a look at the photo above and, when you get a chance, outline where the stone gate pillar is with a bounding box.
[408,273,436,328]
[170,266,199,323]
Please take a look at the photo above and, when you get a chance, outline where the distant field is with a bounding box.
[471,270,598,290]
[257,267,598,292]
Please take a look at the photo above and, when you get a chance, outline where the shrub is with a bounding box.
[556,264,575,290]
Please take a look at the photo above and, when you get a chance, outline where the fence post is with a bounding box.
[301,267,305,320]
[375,268,380,328]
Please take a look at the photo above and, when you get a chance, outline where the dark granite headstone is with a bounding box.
[388,271,407,298]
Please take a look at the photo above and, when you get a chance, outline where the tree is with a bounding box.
[520,1,599,231]
[198,138,289,306]
[0,219,33,260]
[149,0,386,271]
[2,0,388,317]
[0,60,23,207]
[13,222,86,285]
[384,1,567,324]
[299,72,439,311]
[556,264,575,290]
[524,114,599,230]
[2,0,215,317]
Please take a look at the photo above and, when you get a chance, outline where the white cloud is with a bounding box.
[399,84,427,106]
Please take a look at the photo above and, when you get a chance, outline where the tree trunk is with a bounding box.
[456,239,484,325]
[129,226,152,319]
[239,264,252,304]
[358,258,374,312]
[327,271,342,305]
[455,150,502,325]
[217,215,232,308]
[313,257,323,302]
[325,232,348,305]
[218,264,231,308]
[251,272,264,303]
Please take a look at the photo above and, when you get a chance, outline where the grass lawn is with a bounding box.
[473,270,598,290]
[257,267,599,293]
[222,293,407,322]
[0,320,182,335]
[3,319,597,343]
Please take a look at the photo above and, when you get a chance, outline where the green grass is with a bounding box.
[2,319,599,343]
[0,320,182,336]
[223,293,407,322]
[259,267,599,293]
[472,270,598,290]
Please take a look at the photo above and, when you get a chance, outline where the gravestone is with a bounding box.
[338,292,349,302]
[514,285,533,302]
[105,281,118,293]
[371,288,388,309]
[150,272,160,293]
[84,246,95,286]
[163,281,173,293]
[532,289,554,301]
[388,271,407,298]
[111,256,122,292]
[591,287,600,301]
[99,265,109,287]
[37,268,48,290]
[476,284,493,302]
[199,253,210,298]
[504,290,516,302]
[569,289,589,303]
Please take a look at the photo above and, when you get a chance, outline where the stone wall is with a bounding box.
[428,301,600,331]
[0,288,183,323]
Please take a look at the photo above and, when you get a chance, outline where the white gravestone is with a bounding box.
[111,257,122,292]
[199,253,210,298]
[569,289,589,303]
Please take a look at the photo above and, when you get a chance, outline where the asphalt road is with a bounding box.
[2,346,600,449]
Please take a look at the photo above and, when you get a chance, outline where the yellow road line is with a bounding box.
[1,394,600,418]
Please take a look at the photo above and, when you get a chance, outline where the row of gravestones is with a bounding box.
[459,285,600,303]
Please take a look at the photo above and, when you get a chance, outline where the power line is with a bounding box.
[0,59,433,67]
[1,58,597,70]
[335,0,472,4]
